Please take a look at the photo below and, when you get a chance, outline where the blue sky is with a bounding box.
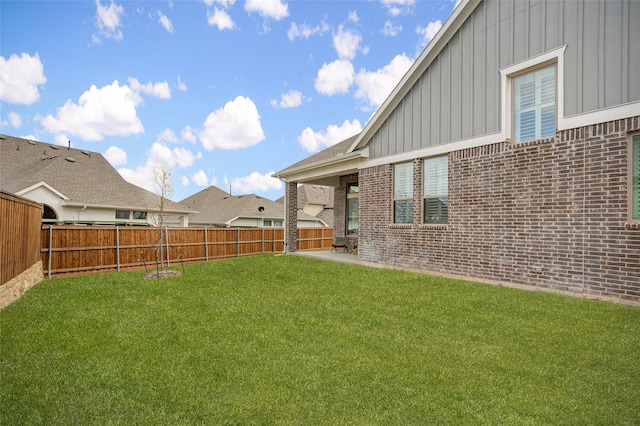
[1,0,457,202]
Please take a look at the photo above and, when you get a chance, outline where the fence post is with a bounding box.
[47,225,53,279]
[262,227,265,254]
[165,226,170,267]
[116,226,121,272]
[204,227,208,261]
[237,228,240,257]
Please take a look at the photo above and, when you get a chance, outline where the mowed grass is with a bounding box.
[1,255,639,425]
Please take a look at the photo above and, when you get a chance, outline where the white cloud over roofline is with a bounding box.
[355,53,413,110]
[37,80,144,141]
[231,171,282,195]
[298,119,362,153]
[199,96,265,150]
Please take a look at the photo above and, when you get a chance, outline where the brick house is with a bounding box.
[274,0,640,303]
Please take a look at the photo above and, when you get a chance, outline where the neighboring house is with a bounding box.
[0,135,193,226]
[276,184,334,228]
[275,0,640,303]
[182,185,326,228]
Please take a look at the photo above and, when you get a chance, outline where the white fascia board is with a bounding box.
[273,148,367,182]
[349,0,480,153]
[16,181,69,200]
[558,101,640,130]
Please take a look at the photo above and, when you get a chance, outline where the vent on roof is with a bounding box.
[28,140,36,145]
[65,157,76,163]
[0,136,5,140]
[81,151,91,157]
[49,145,59,150]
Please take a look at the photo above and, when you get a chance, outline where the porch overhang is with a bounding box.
[273,147,368,186]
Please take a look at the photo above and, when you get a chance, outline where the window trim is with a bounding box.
[392,162,414,224]
[423,155,449,225]
[346,182,359,236]
[500,46,565,143]
[630,133,640,224]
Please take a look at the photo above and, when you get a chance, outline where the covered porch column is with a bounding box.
[284,181,298,252]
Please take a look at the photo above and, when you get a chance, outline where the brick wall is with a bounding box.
[285,181,298,252]
[358,117,640,302]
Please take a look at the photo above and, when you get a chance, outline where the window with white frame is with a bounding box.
[631,134,640,222]
[423,155,449,224]
[346,182,359,235]
[393,162,414,224]
[513,65,556,143]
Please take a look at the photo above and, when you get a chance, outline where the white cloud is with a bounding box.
[207,8,236,30]
[94,0,125,42]
[271,90,303,108]
[205,0,235,7]
[381,0,415,16]
[355,53,413,109]
[231,171,282,195]
[37,80,144,141]
[315,59,354,96]
[416,20,442,49]
[298,119,362,152]
[333,26,361,60]
[348,11,359,23]
[118,140,201,192]
[104,146,127,166]
[176,74,187,91]
[8,112,22,128]
[191,170,209,187]
[157,128,179,144]
[181,125,197,143]
[128,77,171,99]
[157,11,174,34]
[0,53,47,105]
[244,0,289,20]
[199,96,265,150]
[287,21,330,41]
[181,175,189,186]
[382,20,402,36]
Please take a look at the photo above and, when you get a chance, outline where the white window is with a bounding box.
[346,182,359,235]
[631,134,640,222]
[393,162,414,224]
[513,65,556,142]
[423,155,448,224]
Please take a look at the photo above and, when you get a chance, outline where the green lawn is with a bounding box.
[1,255,639,425]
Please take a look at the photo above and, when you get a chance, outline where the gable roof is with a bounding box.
[298,184,333,208]
[182,185,323,226]
[0,134,192,214]
[349,0,478,153]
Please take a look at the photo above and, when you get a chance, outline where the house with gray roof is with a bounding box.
[275,0,640,303]
[277,184,334,229]
[0,134,193,226]
[182,185,326,228]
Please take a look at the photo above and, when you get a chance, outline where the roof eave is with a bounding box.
[63,201,195,215]
[273,148,368,182]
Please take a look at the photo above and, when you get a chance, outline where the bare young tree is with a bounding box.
[152,164,174,271]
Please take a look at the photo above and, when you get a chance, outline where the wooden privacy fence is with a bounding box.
[1,191,42,284]
[41,225,334,277]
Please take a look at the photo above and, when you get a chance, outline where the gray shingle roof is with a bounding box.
[182,185,321,226]
[0,134,191,213]
[274,134,360,176]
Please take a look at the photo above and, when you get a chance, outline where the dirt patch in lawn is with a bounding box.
[143,270,182,280]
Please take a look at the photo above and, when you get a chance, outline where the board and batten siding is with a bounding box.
[368,0,640,160]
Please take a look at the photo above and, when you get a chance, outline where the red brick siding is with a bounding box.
[357,117,640,302]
